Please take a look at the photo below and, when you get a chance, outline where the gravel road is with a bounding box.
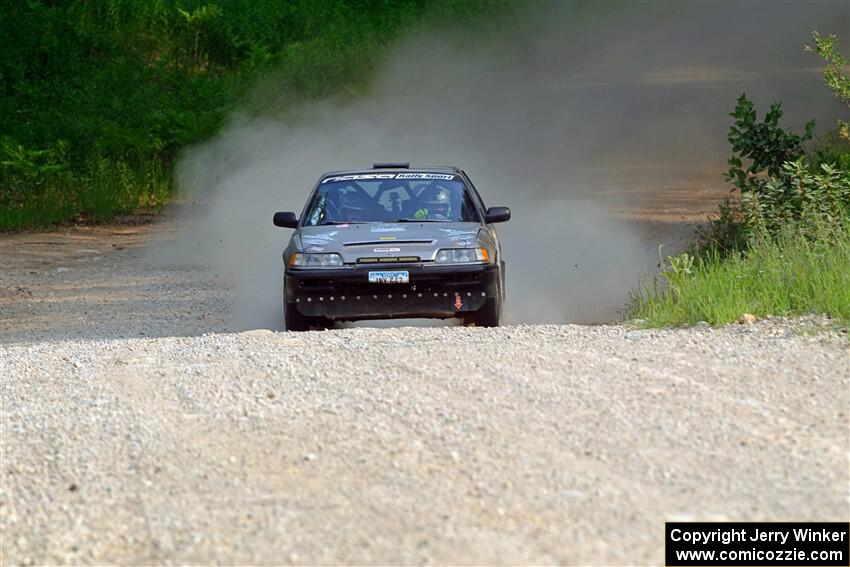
[1,221,848,565]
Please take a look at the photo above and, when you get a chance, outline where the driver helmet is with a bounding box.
[340,191,371,222]
[421,187,451,218]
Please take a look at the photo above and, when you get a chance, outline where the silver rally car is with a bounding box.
[273,163,510,331]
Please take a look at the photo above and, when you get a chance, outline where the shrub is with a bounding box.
[725,94,814,196]
[807,31,850,141]
[703,91,849,252]
[745,158,850,237]
[699,95,816,253]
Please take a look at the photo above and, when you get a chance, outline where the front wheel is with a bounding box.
[284,302,332,331]
[464,296,501,327]
[464,273,502,328]
[284,301,310,331]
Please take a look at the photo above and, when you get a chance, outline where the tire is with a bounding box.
[284,301,311,331]
[283,275,334,331]
[464,276,502,327]
[284,300,333,332]
[465,297,501,327]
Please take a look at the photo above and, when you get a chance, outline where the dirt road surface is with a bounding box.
[1,188,848,564]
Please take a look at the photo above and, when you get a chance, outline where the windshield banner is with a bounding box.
[321,173,456,183]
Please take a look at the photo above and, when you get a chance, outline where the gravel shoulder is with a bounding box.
[0,217,230,343]
[1,211,848,565]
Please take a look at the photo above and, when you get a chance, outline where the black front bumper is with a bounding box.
[285,263,500,320]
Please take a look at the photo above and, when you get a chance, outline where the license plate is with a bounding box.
[368,270,409,284]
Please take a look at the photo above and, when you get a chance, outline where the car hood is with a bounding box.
[296,222,483,263]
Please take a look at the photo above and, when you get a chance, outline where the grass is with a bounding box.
[630,223,850,327]
[0,157,170,230]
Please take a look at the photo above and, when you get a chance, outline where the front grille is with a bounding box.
[296,271,483,296]
[357,256,421,264]
[344,240,434,247]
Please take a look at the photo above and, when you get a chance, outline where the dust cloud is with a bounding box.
[168,1,847,329]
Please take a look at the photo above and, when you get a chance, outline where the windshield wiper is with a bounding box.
[318,221,377,225]
[393,218,449,223]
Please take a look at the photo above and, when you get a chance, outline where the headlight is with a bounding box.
[289,252,343,268]
[435,247,491,264]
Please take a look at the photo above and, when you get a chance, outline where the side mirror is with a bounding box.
[484,206,511,224]
[273,211,298,228]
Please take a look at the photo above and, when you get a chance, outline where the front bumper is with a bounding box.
[285,263,500,320]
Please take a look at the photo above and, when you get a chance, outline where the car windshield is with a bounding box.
[302,173,480,226]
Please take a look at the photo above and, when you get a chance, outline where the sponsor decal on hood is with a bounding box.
[371,225,405,233]
[438,228,477,237]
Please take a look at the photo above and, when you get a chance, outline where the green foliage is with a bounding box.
[807,31,850,183]
[807,32,850,138]
[725,94,814,195]
[703,91,849,252]
[744,158,850,237]
[700,197,750,254]
[811,131,850,170]
[630,221,850,327]
[0,0,501,230]
[807,31,850,148]
[810,32,850,104]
